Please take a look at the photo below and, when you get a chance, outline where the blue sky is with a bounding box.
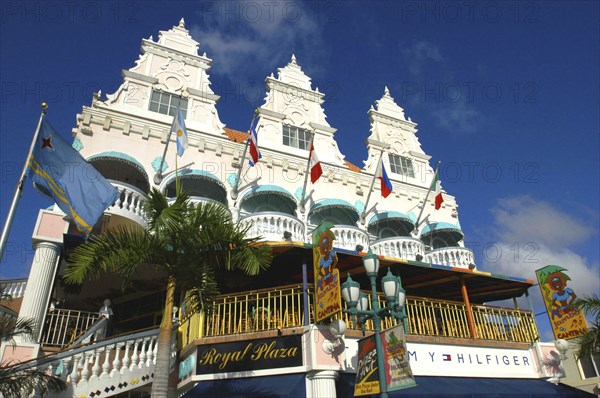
[1,1,598,339]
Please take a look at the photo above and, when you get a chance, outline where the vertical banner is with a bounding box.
[354,334,379,396]
[313,222,342,323]
[382,325,416,392]
[536,265,588,340]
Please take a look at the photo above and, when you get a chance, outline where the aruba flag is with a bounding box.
[378,159,393,198]
[248,120,261,166]
[27,120,119,236]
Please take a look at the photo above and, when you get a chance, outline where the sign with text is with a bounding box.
[382,325,416,392]
[196,335,302,374]
[354,334,380,396]
[313,222,342,322]
[536,265,589,340]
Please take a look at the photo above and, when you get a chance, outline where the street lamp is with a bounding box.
[340,250,407,398]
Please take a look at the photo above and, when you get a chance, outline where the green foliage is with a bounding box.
[573,294,600,360]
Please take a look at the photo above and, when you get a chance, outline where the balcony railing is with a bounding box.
[331,226,370,251]
[178,284,538,345]
[424,246,475,269]
[371,237,425,261]
[239,212,305,242]
[179,284,312,348]
[106,180,148,227]
[41,308,101,348]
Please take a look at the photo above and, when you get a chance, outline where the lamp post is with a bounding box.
[341,250,406,398]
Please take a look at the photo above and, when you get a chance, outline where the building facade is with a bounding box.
[0,20,593,397]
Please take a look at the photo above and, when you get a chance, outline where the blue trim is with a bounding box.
[310,198,358,214]
[241,184,296,202]
[368,211,414,225]
[173,169,226,189]
[421,221,463,235]
[88,151,146,174]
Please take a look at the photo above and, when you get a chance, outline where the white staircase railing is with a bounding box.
[12,328,163,397]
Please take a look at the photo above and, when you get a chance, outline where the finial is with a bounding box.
[290,54,297,64]
[315,86,320,93]
[384,86,390,95]
[41,102,48,112]
[179,18,185,28]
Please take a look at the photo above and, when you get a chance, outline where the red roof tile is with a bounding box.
[224,128,248,143]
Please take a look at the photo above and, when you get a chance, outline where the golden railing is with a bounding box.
[178,284,538,346]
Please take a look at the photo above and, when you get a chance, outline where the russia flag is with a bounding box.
[378,160,393,198]
[248,121,261,166]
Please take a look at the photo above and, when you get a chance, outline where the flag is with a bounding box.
[248,120,261,166]
[173,109,188,157]
[309,143,322,183]
[378,159,393,198]
[431,169,444,210]
[27,120,119,236]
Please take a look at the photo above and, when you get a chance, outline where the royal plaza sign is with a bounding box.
[196,335,302,374]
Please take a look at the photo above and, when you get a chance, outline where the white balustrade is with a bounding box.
[424,246,475,269]
[371,237,425,261]
[239,212,305,242]
[330,226,370,251]
[106,180,148,227]
[0,278,27,298]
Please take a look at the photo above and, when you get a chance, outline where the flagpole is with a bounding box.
[359,150,386,224]
[231,112,257,200]
[414,161,441,234]
[0,103,48,260]
[298,130,316,213]
[154,95,184,185]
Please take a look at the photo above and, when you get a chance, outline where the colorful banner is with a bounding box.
[313,222,342,322]
[535,265,588,340]
[382,325,416,392]
[354,334,380,396]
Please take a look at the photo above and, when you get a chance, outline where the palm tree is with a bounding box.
[572,294,600,360]
[64,188,272,398]
[0,289,67,397]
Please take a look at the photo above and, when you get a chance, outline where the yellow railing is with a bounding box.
[178,285,538,346]
[179,284,312,347]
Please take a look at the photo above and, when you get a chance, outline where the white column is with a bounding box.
[18,241,61,341]
[307,370,338,398]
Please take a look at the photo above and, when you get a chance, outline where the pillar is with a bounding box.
[18,241,61,341]
[307,370,338,398]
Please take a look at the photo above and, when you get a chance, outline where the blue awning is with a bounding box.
[171,169,226,190]
[368,211,414,225]
[241,184,296,203]
[337,374,593,397]
[87,151,146,175]
[420,222,462,235]
[310,198,357,214]
[183,373,306,397]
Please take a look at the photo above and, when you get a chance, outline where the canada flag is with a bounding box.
[309,144,323,183]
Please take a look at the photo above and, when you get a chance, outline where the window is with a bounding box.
[388,154,415,177]
[283,125,311,150]
[149,90,188,118]
[579,353,600,379]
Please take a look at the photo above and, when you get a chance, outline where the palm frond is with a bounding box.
[145,188,189,236]
[573,295,600,321]
[65,226,163,285]
[0,364,66,396]
[0,315,36,346]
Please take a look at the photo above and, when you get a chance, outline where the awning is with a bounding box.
[239,185,297,214]
[87,151,146,175]
[309,199,360,224]
[336,374,593,397]
[241,184,296,203]
[183,373,306,397]
[420,222,464,245]
[368,211,415,235]
[169,169,227,190]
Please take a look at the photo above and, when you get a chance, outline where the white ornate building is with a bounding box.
[0,20,588,398]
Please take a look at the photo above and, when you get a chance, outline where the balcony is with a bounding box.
[239,212,305,242]
[178,284,539,346]
[424,246,475,269]
[106,180,148,227]
[371,236,425,261]
[331,226,370,251]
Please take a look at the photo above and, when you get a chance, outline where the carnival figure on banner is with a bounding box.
[547,271,577,319]
[318,229,339,289]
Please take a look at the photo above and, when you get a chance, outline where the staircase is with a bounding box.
[13,328,166,397]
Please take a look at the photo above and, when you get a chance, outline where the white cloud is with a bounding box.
[401,40,443,77]
[431,100,484,135]
[190,0,326,82]
[481,196,599,322]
